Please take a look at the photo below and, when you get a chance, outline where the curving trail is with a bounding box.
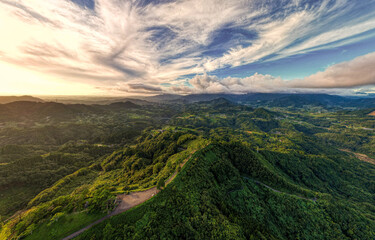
[243,177,317,202]
[62,150,197,240]
[340,149,375,165]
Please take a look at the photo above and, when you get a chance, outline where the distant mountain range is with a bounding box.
[0,101,141,121]
[141,93,375,108]
[0,95,44,104]
[108,101,141,109]
[1,93,374,110]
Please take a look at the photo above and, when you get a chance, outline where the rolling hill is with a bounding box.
[1,99,375,240]
[0,96,44,104]
[143,93,375,109]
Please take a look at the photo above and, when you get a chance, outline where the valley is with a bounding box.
[0,94,374,239]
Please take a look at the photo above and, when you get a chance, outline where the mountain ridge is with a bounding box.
[0,96,44,104]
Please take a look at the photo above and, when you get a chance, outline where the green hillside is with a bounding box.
[1,99,375,239]
[76,141,375,239]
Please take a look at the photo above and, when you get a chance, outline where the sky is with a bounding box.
[0,0,374,96]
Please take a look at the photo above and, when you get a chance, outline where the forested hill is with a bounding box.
[77,141,375,239]
[0,101,143,122]
[0,96,44,104]
[0,101,177,225]
[143,93,375,109]
[1,99,375,239]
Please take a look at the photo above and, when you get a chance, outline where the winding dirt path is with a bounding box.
[340,149,375,165]
[243,177,317,202]
[62,150,196,240]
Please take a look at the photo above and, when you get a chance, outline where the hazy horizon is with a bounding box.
[1,91,374,99]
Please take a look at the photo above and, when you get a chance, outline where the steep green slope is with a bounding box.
[0,130,207,240]
[76,142,375,240]
[0,102,176,220]
[0,144,115,219]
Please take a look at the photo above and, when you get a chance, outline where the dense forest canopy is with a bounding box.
[0,95,374,240]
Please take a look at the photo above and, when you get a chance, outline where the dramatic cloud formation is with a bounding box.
[171,73,283,94]
[172,52,375,94]
[288,52,375,88]
[0,0,374,95]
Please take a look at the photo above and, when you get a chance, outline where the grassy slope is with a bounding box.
[0,187,38,221]
[24,212,105,240]
[0,132,208,240]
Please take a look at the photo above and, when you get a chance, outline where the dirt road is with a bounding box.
[62,150,197,240]
[62,188,160,240]
[340,149,375,165]
[111,187,158,216]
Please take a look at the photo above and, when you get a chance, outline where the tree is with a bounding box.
[103,223,115,240]
[157,178,165,190]
[153,163,163,175]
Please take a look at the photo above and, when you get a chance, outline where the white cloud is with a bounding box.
[172,52,375,94]
[288,52,375,88]
[171,73,285,94]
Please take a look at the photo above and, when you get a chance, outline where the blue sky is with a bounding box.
[210,33,375,80]
[0,0,374,95]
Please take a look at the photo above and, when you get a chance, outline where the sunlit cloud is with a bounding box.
[288,52,375,88]
[171,52,375,95]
